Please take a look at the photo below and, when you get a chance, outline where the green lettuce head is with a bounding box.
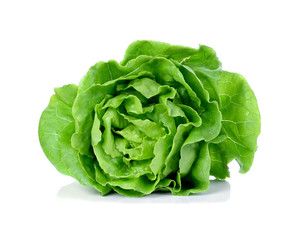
[39,40,261,197]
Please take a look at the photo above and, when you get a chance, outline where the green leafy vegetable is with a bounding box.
[39,40,261,197]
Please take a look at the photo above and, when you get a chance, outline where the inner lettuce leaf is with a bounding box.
[39,40,261,197]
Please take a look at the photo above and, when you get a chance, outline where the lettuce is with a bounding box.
[38,40,261,196]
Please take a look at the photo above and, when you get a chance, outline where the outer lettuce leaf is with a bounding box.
[215,71,261,173]
[122,40,222,102]
[121,40,199,65]
[39,84,78,175]
[38,84,111,195]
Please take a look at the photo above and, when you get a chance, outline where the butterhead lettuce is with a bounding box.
[38,40,261,196]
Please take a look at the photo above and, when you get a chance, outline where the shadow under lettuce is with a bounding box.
[57,180,230,203]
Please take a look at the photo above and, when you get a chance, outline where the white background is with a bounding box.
[1,0,296,239]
